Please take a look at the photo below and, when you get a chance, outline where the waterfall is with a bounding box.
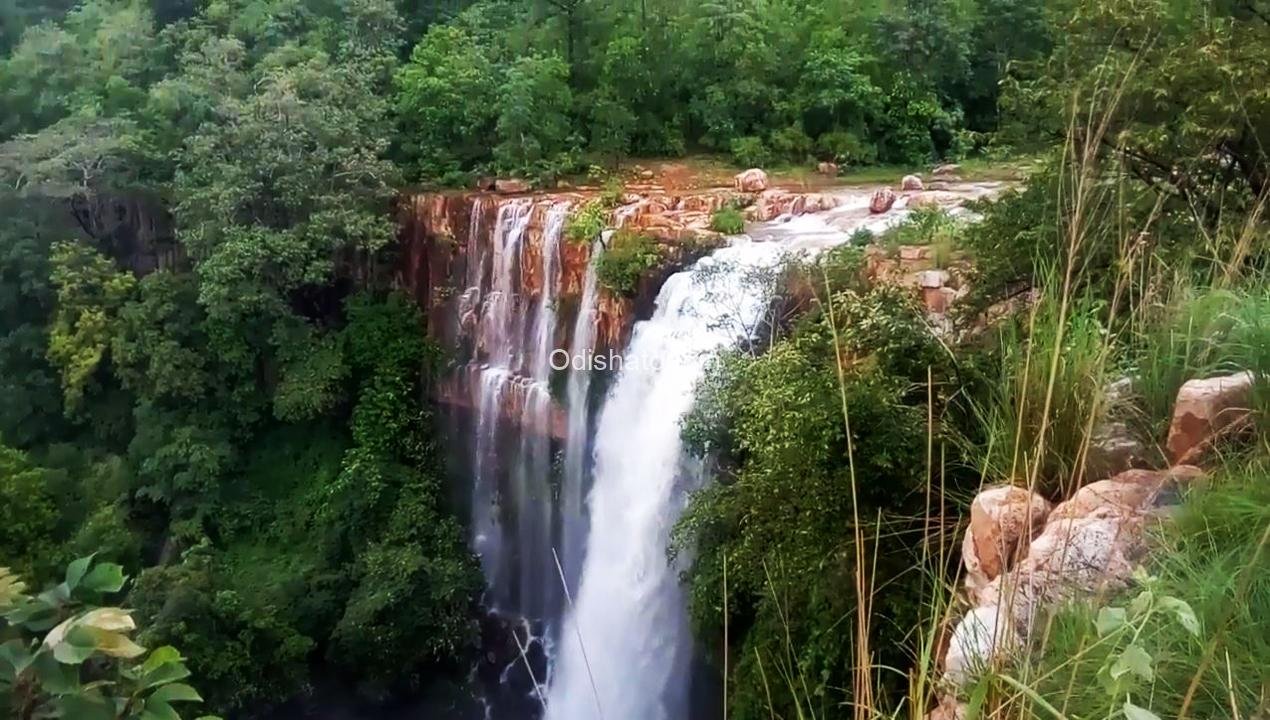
[469,199,572,616]
[547,237,790,720]
[559,237,604,589]
[546,196,911,720]
[514,201,570,620]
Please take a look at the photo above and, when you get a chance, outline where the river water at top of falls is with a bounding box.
[545,192,909,720]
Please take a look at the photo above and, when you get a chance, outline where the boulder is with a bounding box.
[933,163,961,177]
[918,269,949,289]
[1049,466,1204,522]
[1084,377,1151,479]
[869,187,897,213]
[898,245,932,262]
[1166,371,1256,463]
[639,169,655,180]
[944,604,1018,687]
[734,168,769,192]
[817,161,839,176]
[908,191,959,209]
[983,508,1146,627]
[494,178,531,194]
[924,286,959,315]
[927,698,967,720]
[474,176,496,191]
[901,174,925,191]
[963,486,1051,598]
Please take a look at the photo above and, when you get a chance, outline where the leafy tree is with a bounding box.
[1010,0,1270,220]
[0,448,59,580]
[46,242,135,417]
[394,25,499,179]
[493,54,577,177]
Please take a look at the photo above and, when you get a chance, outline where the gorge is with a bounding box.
[401,179,1000,719]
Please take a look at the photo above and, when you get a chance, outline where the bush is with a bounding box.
[595,230,661,296]
[710,207,745,235]
[729,135,771,168]
[675,285,948,718]
[599,176,625,207]
[566,199,608,244]
[768,125,812,162]
[815,129,877,165]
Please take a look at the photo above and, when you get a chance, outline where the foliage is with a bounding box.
[676,284,953,719]
[728,136,770,169]
[0,447,59,580]
[493,54,577,180]
[46,242,135,416]
[565,199,608,244]
[393,25,498,180]
[1008,0,1270,219]
[127,550,312,715]
[1,556,218,720]
[594,230,661,296]
[710,207,745,235]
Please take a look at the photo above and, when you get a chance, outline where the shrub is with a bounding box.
[674,285,948,718]
[729,135,771,168]
[815,129,877,165]
[768,125,812,162]
[849,227,874,246]
[595,230,661,296]
[566,199,608,244]
[599,176,625,207]
[710,207,745,235]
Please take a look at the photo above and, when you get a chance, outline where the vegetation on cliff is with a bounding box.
[0,0,1266,717]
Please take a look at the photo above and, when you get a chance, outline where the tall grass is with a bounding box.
[732,70,1269,720]
[1126,279,1270,446]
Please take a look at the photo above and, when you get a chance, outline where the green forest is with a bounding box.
[0,0,1267,718]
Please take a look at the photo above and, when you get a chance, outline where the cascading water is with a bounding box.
[559,237,604,589]
[468,199,573,618]
[546,238,786,720]
[546,196,912,720]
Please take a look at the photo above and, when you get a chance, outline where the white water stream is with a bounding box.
[546,194,912,720]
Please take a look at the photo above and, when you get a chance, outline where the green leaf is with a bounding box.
[31,651,80,695]
[0,640,35,675]
[52,625,99,665]
[142,697,182,720]
[149,683,203,704]
[0,568,27,608]
[1110,644,1154,683]
[64,555,96,590]
[1158,596,1200,637]
[80,563,126,594]
[1128,589,1153,618]
[1096,606,1127,636]
[1123,698,1162,720]
[57,691,115,720]
[134,647,191,689]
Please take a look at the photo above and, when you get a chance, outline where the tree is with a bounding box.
[394,25,499,179]
[46,242,135,417]
[493,54,576,177]
[1010,0,1270,221]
